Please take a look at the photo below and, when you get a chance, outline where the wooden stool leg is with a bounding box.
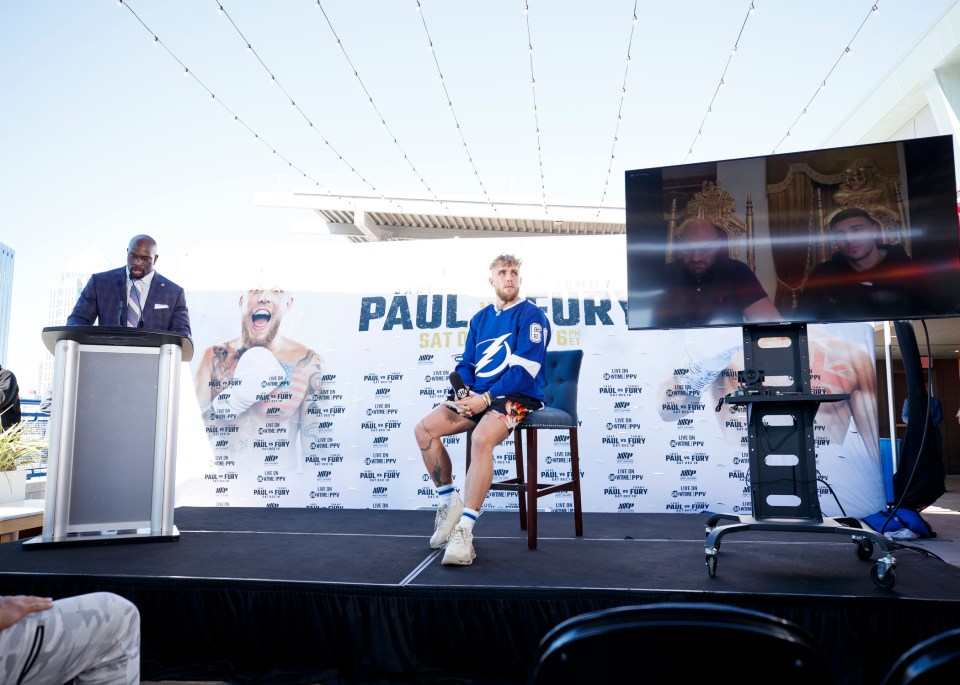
[465,429,473,471]
[514,429,527,530]
[526,428,538,549]
[570,427,583,537]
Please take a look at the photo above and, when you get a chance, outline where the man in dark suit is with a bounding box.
[67,234,191,337]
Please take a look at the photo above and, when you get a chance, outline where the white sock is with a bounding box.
[459,508,479,532]
[436,483,456,507]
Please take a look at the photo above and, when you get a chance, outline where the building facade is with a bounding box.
[0,242,14,367]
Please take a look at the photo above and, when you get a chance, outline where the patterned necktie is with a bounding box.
[126,282,142,327]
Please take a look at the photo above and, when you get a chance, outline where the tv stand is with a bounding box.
[704,323,898,589]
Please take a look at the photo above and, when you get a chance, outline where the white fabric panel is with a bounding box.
[174,236,884,518]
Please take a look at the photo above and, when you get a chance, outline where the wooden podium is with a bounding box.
[25,326,193,548]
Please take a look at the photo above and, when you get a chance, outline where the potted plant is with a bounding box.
[0,421,45,504]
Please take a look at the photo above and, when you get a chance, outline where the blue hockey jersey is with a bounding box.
[455,299,550,403]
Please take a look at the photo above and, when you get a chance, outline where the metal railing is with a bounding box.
[17,398,48,478]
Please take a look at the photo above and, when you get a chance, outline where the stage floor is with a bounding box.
[2,506,959,596]
[2,506,960,685]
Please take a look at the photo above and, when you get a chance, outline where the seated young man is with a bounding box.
[413,254,550,566]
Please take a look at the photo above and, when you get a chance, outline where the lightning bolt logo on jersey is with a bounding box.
[455,300,551,403]
[476,334,512,378]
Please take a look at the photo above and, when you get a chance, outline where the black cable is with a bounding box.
[880,319,933,534]
[816,474,848,518]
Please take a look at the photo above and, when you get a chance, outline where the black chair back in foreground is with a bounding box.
[531,602,834,685]
[881,627,960,685]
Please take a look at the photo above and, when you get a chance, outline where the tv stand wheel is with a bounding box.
[855,539,874,560]
[706,554,718,578]
[870,563,897,590]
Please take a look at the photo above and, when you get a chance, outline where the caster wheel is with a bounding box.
[871,563,897,590]
[855,539,874,560]
[706,555,718,578]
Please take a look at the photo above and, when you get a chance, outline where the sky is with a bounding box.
[1,0,955,390]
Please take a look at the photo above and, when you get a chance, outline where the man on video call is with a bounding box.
[653,219,781,327]
[67,234,191,337]
[799,207,924,320]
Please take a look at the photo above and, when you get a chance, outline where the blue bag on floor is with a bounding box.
[863,508,935,538]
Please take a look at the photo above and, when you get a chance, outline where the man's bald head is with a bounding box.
[677,220,725,278]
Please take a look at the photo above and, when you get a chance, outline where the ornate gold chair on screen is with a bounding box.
[665,179,756,269]
[766,156,909,313]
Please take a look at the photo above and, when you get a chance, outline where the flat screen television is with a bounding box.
[625,134,960,330]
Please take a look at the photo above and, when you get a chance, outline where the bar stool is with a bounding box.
[466,349,584,549]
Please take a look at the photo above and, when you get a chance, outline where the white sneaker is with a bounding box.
[442,525,476,566]
[429,492,463,549]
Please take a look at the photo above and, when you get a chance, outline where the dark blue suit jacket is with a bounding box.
[67,266,192,337]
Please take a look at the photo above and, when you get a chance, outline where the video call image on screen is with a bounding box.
[625,135,960,331]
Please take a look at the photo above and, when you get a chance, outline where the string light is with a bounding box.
[595,1,638,218]
[524,1,548,213]
[416,1,494,213]
[772,1,881,153]
[314,0,438,211]
[210,1,379,194]
[682,0,755,163]
[118,1,324,188]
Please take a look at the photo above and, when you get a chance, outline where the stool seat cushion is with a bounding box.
[520,407,576,429]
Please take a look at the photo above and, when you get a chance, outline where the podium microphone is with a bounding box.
[449,372,469,400]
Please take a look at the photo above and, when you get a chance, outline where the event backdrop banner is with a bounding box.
[173,236,884,518]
